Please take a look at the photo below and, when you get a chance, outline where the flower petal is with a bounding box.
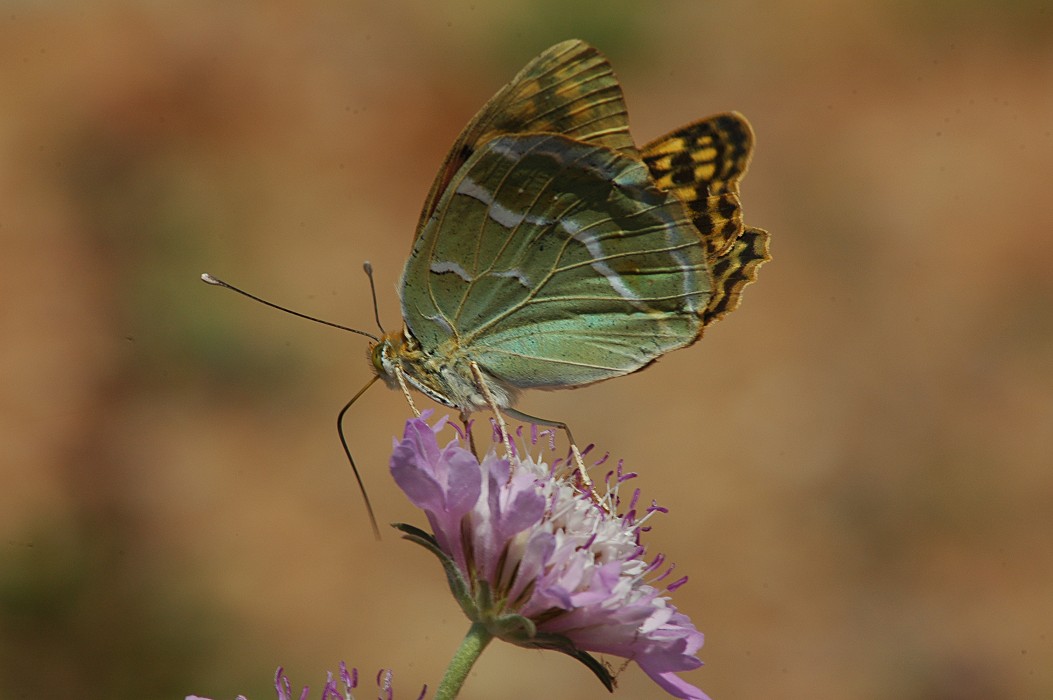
[390,419,481,520]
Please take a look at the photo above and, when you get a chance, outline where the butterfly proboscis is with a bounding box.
[201,271,385,538]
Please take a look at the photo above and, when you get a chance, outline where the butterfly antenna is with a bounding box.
[362,261,385,334]
[201,273,379,341]
[338,375,382,538]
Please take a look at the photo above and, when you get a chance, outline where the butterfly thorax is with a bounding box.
[370,327,517,414]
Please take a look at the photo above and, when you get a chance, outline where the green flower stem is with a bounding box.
[434,622,494,700]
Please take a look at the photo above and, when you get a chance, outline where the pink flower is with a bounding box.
[390,415,709,700]
[186,663,424,700]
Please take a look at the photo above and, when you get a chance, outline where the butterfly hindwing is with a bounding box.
[702,226,770,325]
[401,133,711,389]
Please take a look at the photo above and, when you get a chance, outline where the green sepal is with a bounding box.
[392,522,475,618]
[475,579,611,692]
[528,633,615,692]
[391,521,438,548]
[486,611,537,643]
[472,580,537,641]
[393,525,613,692]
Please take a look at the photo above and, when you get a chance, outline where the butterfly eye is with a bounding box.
[369,341,386,375]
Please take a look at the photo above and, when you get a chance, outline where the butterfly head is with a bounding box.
[369,326,523,414]
[369,328,459,409]
[369,329,407,387]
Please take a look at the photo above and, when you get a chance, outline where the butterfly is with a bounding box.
[369,39,770,442]
[201,39,770,533]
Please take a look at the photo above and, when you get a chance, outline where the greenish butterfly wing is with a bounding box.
[642,112,771,325]
[400,133,711,389]
[417,39,635,228]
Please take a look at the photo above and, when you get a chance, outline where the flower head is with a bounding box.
[390,414,709,700]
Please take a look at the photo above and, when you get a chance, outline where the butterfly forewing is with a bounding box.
[401,133,712,389]
[417,39,635,227]
[642,112,771,323]
[642,113,756,257]
[643,113,754,196]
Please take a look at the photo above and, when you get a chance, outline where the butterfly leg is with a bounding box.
[501,407,595,496]
[468,361,514,459]
[393,366,421,417]
[459,410,479,458]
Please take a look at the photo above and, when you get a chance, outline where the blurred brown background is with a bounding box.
[2,2,1051,699]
